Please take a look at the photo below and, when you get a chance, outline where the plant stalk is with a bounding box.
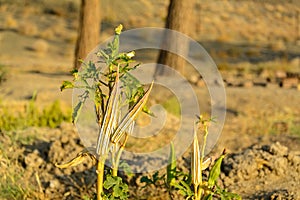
[194,184,200,200]
[112,134,128,177]
[97,159,105,200]
[198,125,209,199]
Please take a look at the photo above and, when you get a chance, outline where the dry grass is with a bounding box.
[31,39,49,54]
[40,28,56,40]
[238,105,300,136]
[4,14,18,29]
[0,0,298,46]
[18,21,38,37]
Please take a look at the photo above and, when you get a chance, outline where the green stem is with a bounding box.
[97,159,105,200]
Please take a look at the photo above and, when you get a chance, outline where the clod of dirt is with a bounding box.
[24,149,44,168]
[221,142,300,199]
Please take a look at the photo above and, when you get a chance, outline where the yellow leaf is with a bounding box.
[55,148,96,169]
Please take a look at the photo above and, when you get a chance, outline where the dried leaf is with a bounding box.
[202,157,212,171]
[110,82,153,144]
[192,127,201,186]
[55,148,96,169]
[96,69,121,156]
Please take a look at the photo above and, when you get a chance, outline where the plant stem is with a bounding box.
[198,125,209,199]
[112,134,128,177]
[97,159,105,200]
[194,184,200,200]
[112,167,118,177]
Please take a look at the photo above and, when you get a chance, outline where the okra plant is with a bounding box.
[142,115,241,200]
[56,24,153,200]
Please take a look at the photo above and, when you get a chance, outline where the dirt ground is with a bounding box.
[0,1,300,200]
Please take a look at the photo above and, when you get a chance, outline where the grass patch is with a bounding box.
[0,96,71,131]
[290,123,300,136]
[161,96,181,117]
[240,108,300,136]
[0,175,31,200]
[0,136,40,200]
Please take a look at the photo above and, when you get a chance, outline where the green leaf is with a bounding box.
[103,174,128,200]
[119,162,133,177]
[120,72,144,108]
[70,68,78,74]
[173,182,187,195]
[60,81,74,91]
[167,142,176,187]
[113,185,122,197]
[173,180,193,197]
[215,185,241,200]
[108,31,120,60]
[142,106,155,117]
[140,176,153,184]
[72,100,83,124]
[203,194,213,200]
[103,175,119,190]
[208,154,225,188]
[140,171,163,186]
[180,180,193,196]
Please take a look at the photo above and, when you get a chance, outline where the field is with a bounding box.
[0,0,300,199]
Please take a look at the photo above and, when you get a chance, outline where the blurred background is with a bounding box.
[0,0,299,199]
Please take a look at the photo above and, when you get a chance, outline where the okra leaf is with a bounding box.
[203,194,213,200]
[167,142,176,187]
[60,81,74,91]
[208,154,225,187]
[103,175,119,190]
[72,100,83,124]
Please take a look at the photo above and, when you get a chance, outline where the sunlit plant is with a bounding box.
[142,115,241,200]
[56,24,153,200]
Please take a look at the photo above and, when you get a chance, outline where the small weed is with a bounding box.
[0,146,38,200]
[0,174,31,200]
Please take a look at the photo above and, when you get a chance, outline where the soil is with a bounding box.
[0,1,300,200]
[1,123,299,199]
[222,142,300,200]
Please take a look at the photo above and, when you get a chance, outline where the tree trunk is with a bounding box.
[155,0,195,77]
[74,0,101,69]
